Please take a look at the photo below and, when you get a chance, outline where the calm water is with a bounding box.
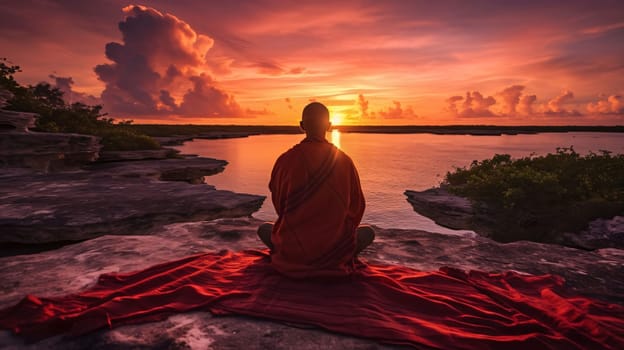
[175,131,624,233]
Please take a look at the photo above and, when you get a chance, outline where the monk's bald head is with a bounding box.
[301,102,331,138]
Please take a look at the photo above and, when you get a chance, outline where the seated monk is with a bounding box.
[257,102,375,278]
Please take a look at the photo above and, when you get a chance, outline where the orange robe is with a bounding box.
[269,136,365,278]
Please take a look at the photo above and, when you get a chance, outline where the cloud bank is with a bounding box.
[446,85,590,118]
[374,101,417,119]
[587,95,624,115]
[446,91,496,118]
[348,94,417,120]
[544,90,581,116]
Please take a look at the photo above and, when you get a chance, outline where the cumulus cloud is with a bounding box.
[518,94,537,115]
[587,94,624,115]
[177,74,241,116]
[49,74,101,106]
[547,90,573,112]
[374,100,417,119]
[94,5,242,117]
[445,86,588,118]
[544,90,582,116]
[497,85,524,115]
[445,95,463,115]
[447,91,496,117]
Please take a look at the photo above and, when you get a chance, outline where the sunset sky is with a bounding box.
[2,0,623,125]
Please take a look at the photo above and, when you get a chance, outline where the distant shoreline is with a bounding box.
[128,124,624,138]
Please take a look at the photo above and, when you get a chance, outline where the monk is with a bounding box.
[257,102,375,278]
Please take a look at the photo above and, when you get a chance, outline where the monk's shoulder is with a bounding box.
[335,147,356,167]
[274,144,304,167]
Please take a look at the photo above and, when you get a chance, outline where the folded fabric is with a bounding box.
[1,250,622,350]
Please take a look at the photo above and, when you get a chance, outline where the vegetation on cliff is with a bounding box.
[443,148,624,243]
[0,58,159,151]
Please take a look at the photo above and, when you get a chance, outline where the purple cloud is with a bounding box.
[94,5,242,118]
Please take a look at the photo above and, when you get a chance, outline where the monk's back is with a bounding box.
[269,137,365,278]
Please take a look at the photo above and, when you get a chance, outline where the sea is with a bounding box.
[175,131,624,233]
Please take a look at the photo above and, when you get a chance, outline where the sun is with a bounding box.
[331,112,344,126]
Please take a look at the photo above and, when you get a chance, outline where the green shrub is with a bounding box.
[443,148,624,243]
[97,128,160,151]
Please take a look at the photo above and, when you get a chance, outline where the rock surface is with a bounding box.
[0,158,263,244]
[0,108,101,172]
[0,217,622,349]
[0,89,13,108]
[96,148,179,162]
[0,131,101,172]
[404,188,490,232]
[0,109,36,132]
[86,156,227,184]
[558,216,624,250]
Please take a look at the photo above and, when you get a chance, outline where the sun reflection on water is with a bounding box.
[331,129,341,148]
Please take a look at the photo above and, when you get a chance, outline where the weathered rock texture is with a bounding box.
[0,89,13,108]
[0,158,263,244]
[0,131,101,172]
[558,216,624,250]
[0,218,622,349]
[0,109,101,172]
[0,109,36,132]
[86,156,227,184]
[404,188,490,231]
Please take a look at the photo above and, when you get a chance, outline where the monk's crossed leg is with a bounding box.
[258,222,374,255]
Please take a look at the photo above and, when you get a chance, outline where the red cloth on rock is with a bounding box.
[1,250,622,350]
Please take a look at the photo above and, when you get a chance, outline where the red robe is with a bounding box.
[269,136,365,278]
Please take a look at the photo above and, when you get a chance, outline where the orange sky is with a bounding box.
[2,1,623,125]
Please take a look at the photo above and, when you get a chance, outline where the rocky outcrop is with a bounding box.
[0,109,36,132]
[0,131,101,171]
[405,187,624,250]
[0,109,101,172]
[86,156,227,184]
[0,158,263,244]
[404,188,489,231]
[0,217,622,349]
[0,88,12,108]
[557,216,624,250]
[0,104,257,243]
